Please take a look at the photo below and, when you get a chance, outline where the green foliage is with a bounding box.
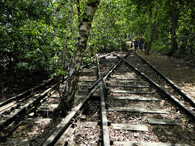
[0,0,66,89]
[88,0,131,52]
[127,0,194,58]
[1,0,194,91]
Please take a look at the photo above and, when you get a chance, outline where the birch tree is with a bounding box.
[57,0,100,116]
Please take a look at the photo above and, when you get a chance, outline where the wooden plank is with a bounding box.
[49,95,83,99]
[112,123,148,131]
[4,139,29,145]
[79,80,95,83]
[79,72,95,76]
[115,80,135,83]
[79,84,91,88]
[108,107,172,114]
[113,78,135,80]
[113,96,162,101]
[108,85,149,88]
[148,118,182,125]
[50,94,60,98]
[114,141,190,146]
[39,104,58,109]
[82,122,97,128]
[111,90,150,94]
[25,118,51,124]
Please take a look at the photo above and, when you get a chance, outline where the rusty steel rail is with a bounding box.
[97,55,110,146]
[100,85,110,146]
[0,78,54,108]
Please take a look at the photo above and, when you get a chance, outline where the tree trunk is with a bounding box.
[170,1,178,55]
[188,30,194,57]
[58,0,100,116]
[145,6,152,55]
[62,0,73,69]
[170,15,177,55]
[145,5,158,55]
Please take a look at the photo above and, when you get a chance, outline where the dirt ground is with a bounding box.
[137,50,195,100]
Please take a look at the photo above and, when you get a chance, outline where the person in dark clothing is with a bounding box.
[139,36,144,50]
[134,39,138,52]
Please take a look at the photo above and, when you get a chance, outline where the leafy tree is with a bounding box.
[0,0,60,92]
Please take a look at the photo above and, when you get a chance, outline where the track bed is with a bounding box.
[0,51,194,146]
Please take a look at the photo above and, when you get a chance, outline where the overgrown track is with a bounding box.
[0,51,194,145]
[101,52,194,145]
[0,83,57,141]
[0,78,54,113]
[116,53,195,121]
[127,52,195,111]
[0,61,100,145]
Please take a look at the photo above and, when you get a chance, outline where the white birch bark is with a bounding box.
[58,0,100,116]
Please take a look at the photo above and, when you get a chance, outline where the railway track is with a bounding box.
[0,51,194,145]
[0,78,54,115]
[0,62,99,145]
[126,52,195,111]
[0,81,57,142]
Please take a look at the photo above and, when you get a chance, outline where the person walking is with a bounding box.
[134,39,138,52]
[137,33,141,48]
[139,36,144,51]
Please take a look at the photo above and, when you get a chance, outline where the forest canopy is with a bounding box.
[0,0,194,93]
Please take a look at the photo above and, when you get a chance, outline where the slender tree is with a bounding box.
[145,2,159,55]
[57,0,100,116]
[169,0,179,55]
